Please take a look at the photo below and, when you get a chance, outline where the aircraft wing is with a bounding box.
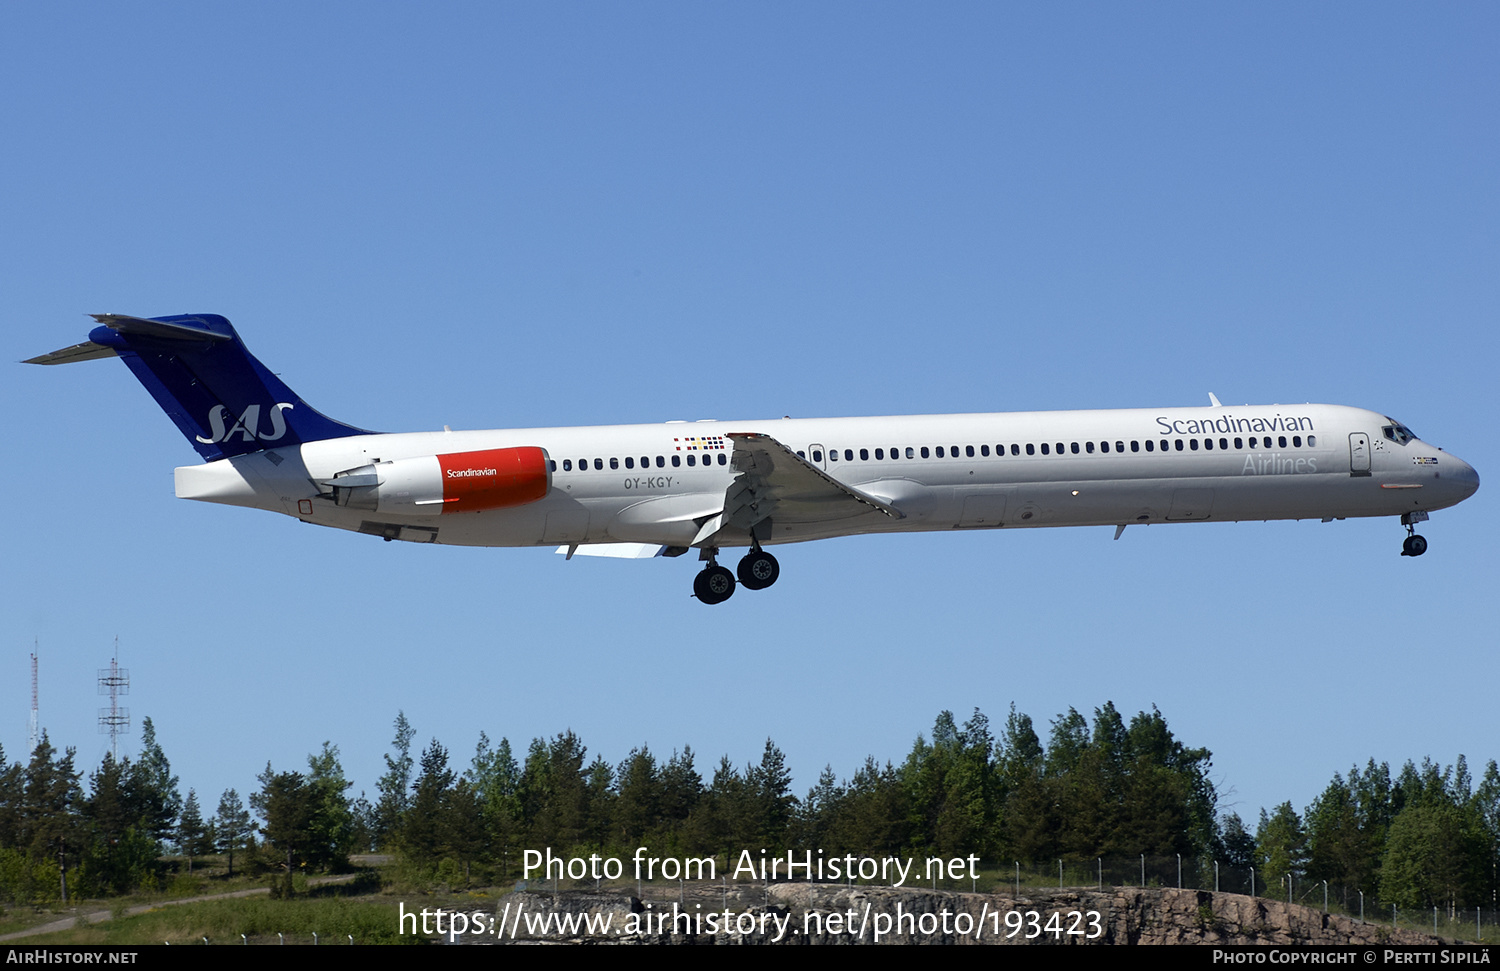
[692,432,902,546]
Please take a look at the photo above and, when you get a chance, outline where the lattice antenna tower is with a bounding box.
[29,641,38,756]
[97,636,130,759]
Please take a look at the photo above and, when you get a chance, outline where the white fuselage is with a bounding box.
[174,403,1479,550]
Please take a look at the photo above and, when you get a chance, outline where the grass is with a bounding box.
[17,894,417,946]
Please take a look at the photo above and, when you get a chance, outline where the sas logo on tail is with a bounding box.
[196,403,295,444]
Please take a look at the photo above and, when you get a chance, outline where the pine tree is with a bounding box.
[404,739,455,862]
[374,711,416,848]
[215,789,251,878]
[251,766,314,897]
[20,733,83,902]
[175,789,208,873]
[129,717,181,847]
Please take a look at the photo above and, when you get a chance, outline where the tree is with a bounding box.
[20,734,83,902]
[375,711,416,848]
[614,747,661,846]
[1256,802,1308,896]
[1219,812,1256,869]
[175,789,209,873]
[251,767,315,897]
[1306,773,1376,904]
[749,739,795,849]
[1381,802,1488,912]
[305,742,355,869]
[403,739,455,862]
[468,733,521,872]
[215,789,252,878]
[128,717,181,847]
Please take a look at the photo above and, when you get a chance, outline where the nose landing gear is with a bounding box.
[1400,512,1428,557]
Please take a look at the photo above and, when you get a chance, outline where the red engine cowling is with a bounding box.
[328,446,551,516]
[435,447,550,512]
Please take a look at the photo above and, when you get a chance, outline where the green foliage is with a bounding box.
[375,711,416,847]
[1256,802,1308,890]
[128,718,181,846]
[215,789,252,878]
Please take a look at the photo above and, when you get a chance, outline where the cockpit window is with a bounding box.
[1382,420,1416,445]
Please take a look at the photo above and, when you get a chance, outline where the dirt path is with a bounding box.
[0,874,358,942]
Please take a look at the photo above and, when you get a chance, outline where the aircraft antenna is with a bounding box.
[97,636,130,760]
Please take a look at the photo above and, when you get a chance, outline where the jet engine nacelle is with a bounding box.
[327,446,551,516]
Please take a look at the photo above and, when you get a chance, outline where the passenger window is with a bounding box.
[594,458,604,470]
[968,445,976,457]
[1071,442,1080,454]
[875,448,884,460]
[1026,443,1035,455]
[1116,441,1125,452]
[1041,443,1050,455]
[861,448,870,461]
[687,454,696,466]
[625,456,634,469]
[718,453,727,465]
[1145,440,1154,452]
[1099,441,1108,453]
[671,455,681,467]
[1278,436,1287,448]
[1131,441,1139,452]
[656,455,665,468]
[829,450,838,462]
[1307,435,1317,447]
[563,459,572,471]
[1174,440,1184,451]
[812,450,822,462]
[1219,438,1228,450]
[1190,439,1199,451]
[1086,441,1095,454]
[1293,436,1302,447]
[980,445,989,456]
[905,447,914,459]
[921,447,931,458]
[951,445,960,456]
[549,460,557,471]
[1011,444,1020,456]
[610,457,619,469]
[1234,438,1243,449]
[1056,443,1065,455]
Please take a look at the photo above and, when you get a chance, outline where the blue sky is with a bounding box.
[3,3,1495,838]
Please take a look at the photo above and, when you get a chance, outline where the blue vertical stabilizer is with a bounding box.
[27,314,372,461]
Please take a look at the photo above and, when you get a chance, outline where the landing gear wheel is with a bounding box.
[693,565,736,604]
[1402,534,1427,557]
[737,551,780,590]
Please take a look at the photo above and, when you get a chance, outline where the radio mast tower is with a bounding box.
[29,642,38,755]
[97,637,130,759]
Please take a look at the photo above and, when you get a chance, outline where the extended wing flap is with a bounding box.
[709,432,901,542]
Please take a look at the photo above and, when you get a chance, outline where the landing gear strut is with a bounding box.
[693,548,736,604]
[1400,512,1428,557]
[737,549,780,590]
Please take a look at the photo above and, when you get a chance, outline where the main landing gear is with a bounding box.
[1400,512,1428,558]
[692,547,781,604]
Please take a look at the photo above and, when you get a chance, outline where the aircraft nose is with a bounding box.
[1448,455,1480,500]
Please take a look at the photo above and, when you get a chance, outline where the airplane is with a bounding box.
[28,313,1480,604]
